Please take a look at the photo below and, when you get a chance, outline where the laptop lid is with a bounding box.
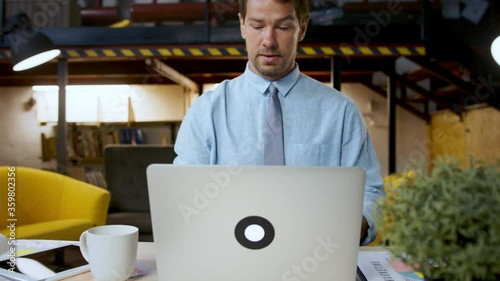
[147,165,365,281]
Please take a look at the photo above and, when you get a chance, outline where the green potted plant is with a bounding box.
[376,159,500,281]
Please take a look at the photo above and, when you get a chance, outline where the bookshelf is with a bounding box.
[41,121,181,164]
[36,84,190,164]
[67,121,180,163]
[41,121,181,189]
[34,84,193,188]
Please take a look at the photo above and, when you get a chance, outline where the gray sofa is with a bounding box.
[104,145,177,242]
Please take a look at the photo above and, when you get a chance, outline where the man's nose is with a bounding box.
[262,28,277,48]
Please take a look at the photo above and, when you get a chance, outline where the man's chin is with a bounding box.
[255,65,283,77]
[257,69,282,80]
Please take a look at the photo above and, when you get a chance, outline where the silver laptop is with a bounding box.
[147,165,365,281]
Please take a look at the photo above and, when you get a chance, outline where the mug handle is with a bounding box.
[79,230,90,262]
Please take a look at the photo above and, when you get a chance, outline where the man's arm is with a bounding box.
[341,101,385,245]
[173,97,213,165]
[360,215,369,243]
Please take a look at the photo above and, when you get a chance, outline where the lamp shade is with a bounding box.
[4,13,60,71]
[492,35,500,66]
[8,31,61,71]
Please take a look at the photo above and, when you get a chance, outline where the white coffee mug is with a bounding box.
[79,225,138,281]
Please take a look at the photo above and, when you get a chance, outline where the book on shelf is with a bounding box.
[41,133,57,162]
[67,125,146,160]
[118,128,145,145]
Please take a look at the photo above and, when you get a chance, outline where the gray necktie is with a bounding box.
[264,84,285,165]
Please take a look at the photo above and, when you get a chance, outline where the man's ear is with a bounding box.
[239,13,246,39]
[298,17,309,42]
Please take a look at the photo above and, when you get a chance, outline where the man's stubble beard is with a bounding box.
[251,53,295,80]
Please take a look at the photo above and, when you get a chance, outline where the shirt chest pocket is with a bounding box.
[217,142,263,165]
[285,144,340,166]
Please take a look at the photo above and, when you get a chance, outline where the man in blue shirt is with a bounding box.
[174,0,385,245]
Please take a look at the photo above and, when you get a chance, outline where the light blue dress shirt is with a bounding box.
[174,64,385,245]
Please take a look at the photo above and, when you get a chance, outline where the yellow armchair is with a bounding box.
[0,166,110,241]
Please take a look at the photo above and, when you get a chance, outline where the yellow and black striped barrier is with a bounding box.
[0,45,425,60]
[297,46,425,56]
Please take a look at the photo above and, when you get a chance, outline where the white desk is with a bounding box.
[68,244,393,281]
[1,241,403,281]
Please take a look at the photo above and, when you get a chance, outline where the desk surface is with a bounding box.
[67,243,388,281]
[0,241,403,281]
[66,242,157,281]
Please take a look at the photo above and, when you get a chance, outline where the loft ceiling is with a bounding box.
[0,0,499,119]
[0,22,424,86]
[0,54,399,86]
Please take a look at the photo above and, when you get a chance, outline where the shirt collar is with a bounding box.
[244,62,301,97]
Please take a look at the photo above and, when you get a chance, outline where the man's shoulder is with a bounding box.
[199,75,243,99]
[298,74,355,104]
[194,81,227,106]
[188,76,243,115]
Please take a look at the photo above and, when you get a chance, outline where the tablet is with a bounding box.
[0,244,89,281]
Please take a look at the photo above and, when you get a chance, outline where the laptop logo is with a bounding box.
[235,216,275,250]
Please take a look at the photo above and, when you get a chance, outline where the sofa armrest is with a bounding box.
[0,219,94,240]
[59,177,111,226]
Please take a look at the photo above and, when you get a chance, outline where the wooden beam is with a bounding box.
[145,58,199,93]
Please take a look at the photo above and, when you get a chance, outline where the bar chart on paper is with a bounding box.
[357,251,424,281]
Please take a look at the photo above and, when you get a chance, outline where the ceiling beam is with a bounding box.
[0,71,377,86]
[343,1,441,14]
[0,24,424,48]
[0,58,382,86]
[145,58,199,93]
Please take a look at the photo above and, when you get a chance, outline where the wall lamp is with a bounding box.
[492,35,500,67]
[1,13,61,71]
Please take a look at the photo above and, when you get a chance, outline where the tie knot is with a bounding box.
[268,84,278,96]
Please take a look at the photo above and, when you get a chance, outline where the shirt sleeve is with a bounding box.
[340,100,385,245]
[173,97,213,165]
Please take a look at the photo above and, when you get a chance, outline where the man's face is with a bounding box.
[239,0,308,81]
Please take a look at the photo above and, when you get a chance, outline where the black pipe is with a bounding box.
[0,0,3,27]
[420,0,430,43]
[57,59,68,174]
[387,76,396,174]
[331,56,341,91]
[0,0,4,44]
[205,0,211,42]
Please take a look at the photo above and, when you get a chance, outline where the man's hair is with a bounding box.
[239,0,310,23]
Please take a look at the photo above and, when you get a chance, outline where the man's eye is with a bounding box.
[252,25,263,30]
[278,26,290,30]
